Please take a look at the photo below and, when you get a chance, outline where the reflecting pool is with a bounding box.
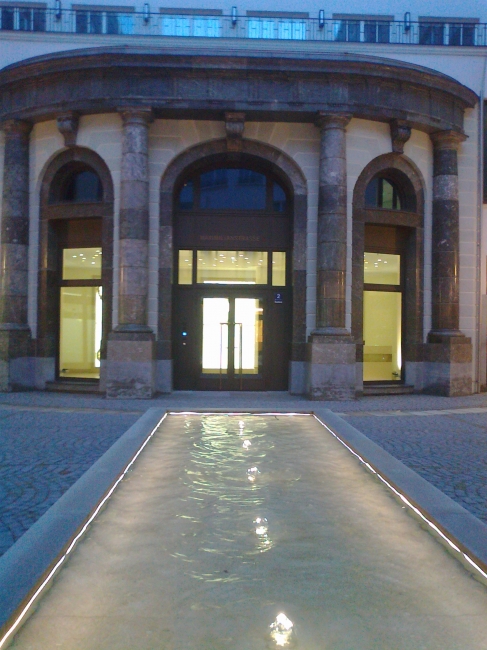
[9,415,487,649]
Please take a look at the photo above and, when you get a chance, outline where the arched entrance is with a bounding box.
[159,140,307,392]
[38,148,114,386]
[352,154,425,390]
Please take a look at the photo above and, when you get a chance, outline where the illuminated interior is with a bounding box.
[59,286,102,379]
[363,252,402,381]
[202,297,263,375]
[363,291,402,381]
[59,247,102,379]
[196,251,268,284]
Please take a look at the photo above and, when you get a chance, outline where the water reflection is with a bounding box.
[269,613,295,647]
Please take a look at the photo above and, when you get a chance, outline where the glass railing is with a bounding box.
[0,9,486,47]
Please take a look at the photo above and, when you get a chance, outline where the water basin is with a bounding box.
[8,414,487,649]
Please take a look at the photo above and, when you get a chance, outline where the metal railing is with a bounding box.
[0,9,486,47]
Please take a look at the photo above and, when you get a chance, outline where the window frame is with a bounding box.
[0,2,46,31]
[73,3,134,35]
[332,14,392,43]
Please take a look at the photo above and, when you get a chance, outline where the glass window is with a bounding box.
[419,22,444,45]
[234,298,263,374]
[449,23,475,46]
[178,250,193,284]
[363,291,402,381]
[179,180,194,209]
[63,247,102,280]
[278,20,306,40]
[62,170,103,202]
[0,7,15,30]
[273,183,287,212]
[365,177,402,210]
[364,252,400,285]
[199,168,266,210]
[272,252,286,286]
[334,19,359,42]
[162,15,220,37]
[59,286,102,379]
[364,20,389,43]
[197,251,268,284]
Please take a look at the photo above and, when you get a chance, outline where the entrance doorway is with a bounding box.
[172,162,293,391]
[173,250,290,390]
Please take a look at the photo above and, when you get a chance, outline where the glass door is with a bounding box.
[363,252,402,382]
[201,296,263,389]
[58,247,103,380]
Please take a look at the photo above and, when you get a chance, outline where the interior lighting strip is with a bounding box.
[0,412,168,650]
[312,414,487,583]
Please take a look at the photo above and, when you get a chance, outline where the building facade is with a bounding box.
[0,0,486,398]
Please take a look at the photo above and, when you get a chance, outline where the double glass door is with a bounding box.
[201,296,263,388]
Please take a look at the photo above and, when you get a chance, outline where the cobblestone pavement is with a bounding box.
[1,390,487,556]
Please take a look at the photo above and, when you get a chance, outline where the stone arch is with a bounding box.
[352,153,426,391]
[37,147,114,384]
[158,138,308,392]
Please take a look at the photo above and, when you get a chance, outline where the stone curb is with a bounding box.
[313,407,487,579]
[0,407,166,643]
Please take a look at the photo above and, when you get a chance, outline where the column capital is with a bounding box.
[1,119,32,139]
[118,107,154,126]
[430,130,467,151]
[315,112,352,130]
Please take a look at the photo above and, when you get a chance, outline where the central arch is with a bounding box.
[158,138,308,393]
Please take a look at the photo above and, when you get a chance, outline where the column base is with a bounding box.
[106,331,155,399]
[0,327,33,391]
[306,333,356,400]
[423,333,472,396]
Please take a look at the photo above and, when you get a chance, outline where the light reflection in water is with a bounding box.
[247,466,260,482]
[269,613,295,647]
[242,439,252,449]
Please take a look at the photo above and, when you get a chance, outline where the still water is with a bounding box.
[10,414,487,649]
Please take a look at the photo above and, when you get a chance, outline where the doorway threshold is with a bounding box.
[363,383,414,396]
[45,380,100,394]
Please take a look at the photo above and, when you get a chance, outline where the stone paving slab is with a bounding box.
[0,406,141,555]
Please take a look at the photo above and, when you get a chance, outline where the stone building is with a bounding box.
[0,0,485,398]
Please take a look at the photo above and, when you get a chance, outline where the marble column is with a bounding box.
[307,113,356,400]
[424,130,472,396]
[106,108,155,398]
[0,119,33,391]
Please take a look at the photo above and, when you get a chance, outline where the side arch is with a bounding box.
[158,138,308,393]
[352,153,426,390]
[37,146,114,382]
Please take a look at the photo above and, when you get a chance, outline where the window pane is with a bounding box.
[179,180,194,209]
[76,11,88,33]
[197,251,268,284]
[364,252,400,285]
[63,247,102,280]
[33,8,46,31]
[449,23,461,45]
[106,12,119,34]
[1,8,15,30]
[90,11,102,33]
[18,8,31,30]
[381,179,394,209]
[178,250,193,284]
[347,20,360,42]
[199,168,266,210]
[365,177,379,207]
[334,20,346,41]
[364,21,376,43]
[463,24,475,46]
[377,21,390,43]
[363,291,402,381]
[202,298,229,374]
[59,286,102,379]
[273,183,287,211]
[272,252,286,286]
[234,298,263,374]
[63,170,102,202]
